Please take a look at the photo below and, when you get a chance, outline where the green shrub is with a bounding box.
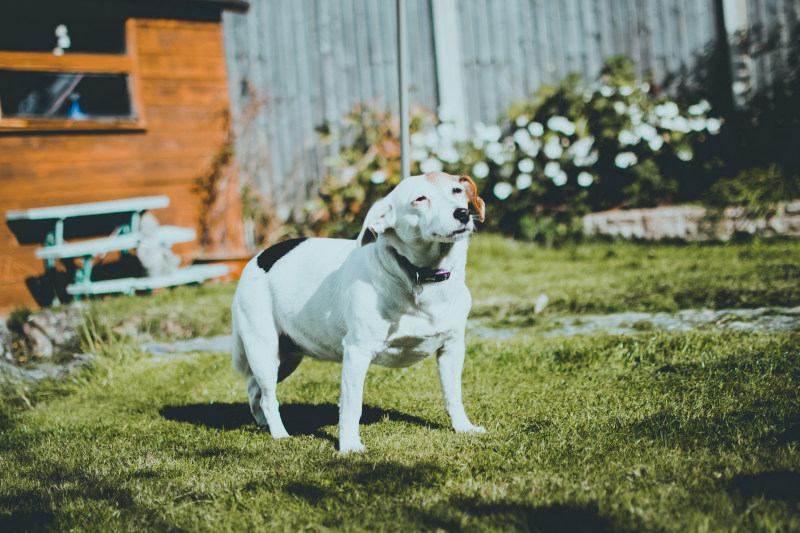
[5,306,31,339]
[705,163,800,219]
[5,307,32,363]
[288,105,437,239]
[454,56,721,242]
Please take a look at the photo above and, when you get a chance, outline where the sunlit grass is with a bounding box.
[81,283,235,341]
[2,235,799,531]
[468,235,800,316]
[1,331,798,531]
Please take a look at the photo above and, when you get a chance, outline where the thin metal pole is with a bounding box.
[397,0,410,180]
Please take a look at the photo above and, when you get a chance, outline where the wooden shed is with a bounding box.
[0,0,249,312]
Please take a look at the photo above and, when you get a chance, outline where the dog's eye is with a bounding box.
[413,196,427,203]
[452,187,463,194]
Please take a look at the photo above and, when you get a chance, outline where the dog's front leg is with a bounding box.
[339,344,373,453]
[437,337,485,434]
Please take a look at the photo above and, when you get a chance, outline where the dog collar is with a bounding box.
[391,248,452,285]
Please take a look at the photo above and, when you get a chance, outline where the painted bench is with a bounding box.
[6,196,171,247]
[65,264,229,296]
[34,225,196,262]
[6,196,227,301]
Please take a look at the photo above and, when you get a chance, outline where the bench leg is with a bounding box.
[72,256,95,301]
[43,230,60,306]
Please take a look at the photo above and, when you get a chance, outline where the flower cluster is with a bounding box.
[427,87,720,203]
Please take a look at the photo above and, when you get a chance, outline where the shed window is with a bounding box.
[0,71,132,120]
[0,18,143,132]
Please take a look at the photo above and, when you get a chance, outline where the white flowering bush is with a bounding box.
[294,57,723,243]
[432,57,724,242]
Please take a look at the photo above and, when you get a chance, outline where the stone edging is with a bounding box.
[583,200,800,241]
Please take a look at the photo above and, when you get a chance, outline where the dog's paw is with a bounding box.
[270,428,290,439]
[339,441,366,454]
[454,424,486,434]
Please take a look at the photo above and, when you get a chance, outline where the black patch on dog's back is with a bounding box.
[256,238,308,273]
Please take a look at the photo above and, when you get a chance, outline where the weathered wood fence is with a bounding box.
[451,0,720,124]
[222,0,437,214]
[222,0,799,221]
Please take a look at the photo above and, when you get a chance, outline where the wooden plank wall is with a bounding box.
[0,18,235,311]
[221,0,438,213]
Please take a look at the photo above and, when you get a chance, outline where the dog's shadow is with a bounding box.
[159,402,444,443]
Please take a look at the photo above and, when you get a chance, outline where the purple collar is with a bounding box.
[391,248,452,285]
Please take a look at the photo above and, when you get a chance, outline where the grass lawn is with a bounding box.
[1,235,799,531]
[467,235,800,317]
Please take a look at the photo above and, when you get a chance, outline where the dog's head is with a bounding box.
[357,172,485,247]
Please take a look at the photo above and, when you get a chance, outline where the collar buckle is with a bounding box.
[433,270,451,282]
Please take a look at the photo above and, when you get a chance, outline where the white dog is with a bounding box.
[231,171,486,452]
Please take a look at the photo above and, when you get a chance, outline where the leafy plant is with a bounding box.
[288,105,436,239]
[705,163,800,219]
[4,307,32,363]
[5,307,32,339]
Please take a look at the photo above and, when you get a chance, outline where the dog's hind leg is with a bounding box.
[247,376,268,426]
[243,330,290,438]
[232,299,290,439]
[232,324,274,427]
[241,336,303,430]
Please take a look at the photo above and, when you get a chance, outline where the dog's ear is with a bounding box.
[357,197,396,247]
[459,175,485,222]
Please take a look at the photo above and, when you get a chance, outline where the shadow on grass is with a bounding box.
[274,462,628,532]
[0,510,55,531]
[419,498,626,533]
[776,413,800,444]
[728,471,800,504]
[281,459,448,505]
[159,402,444,442]
[0,463,137,531]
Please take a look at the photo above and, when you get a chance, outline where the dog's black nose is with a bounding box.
[453,208,471,224]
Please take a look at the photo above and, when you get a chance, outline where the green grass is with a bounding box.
[467,235,800,317]
[2,332,798,531]
[2,236,800,531]
[79,283,235,341]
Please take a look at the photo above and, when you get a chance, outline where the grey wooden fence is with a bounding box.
[453,0,718,123]
[725,0,800,108]
[222,0,437,215]
[222,0,799,223]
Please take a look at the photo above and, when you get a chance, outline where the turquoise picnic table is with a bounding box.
[6,196,227,302]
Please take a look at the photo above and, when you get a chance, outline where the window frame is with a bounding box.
[0,18,145,133]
